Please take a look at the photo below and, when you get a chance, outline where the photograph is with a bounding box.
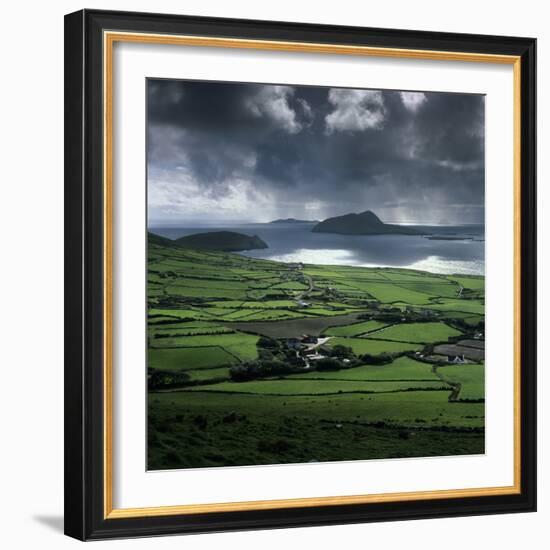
[146,78,486,471]
[60,6,537,541]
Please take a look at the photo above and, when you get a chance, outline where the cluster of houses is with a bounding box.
[284,334,353,367]
[283,334,341,365]
[422,331,485,365]
[404,306,438,318]
[284,335,318,350]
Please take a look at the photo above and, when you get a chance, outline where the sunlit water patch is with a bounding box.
[151,222,485,276]
[266,248,356,265]
[260,249,483,275]
[407,256,484,276]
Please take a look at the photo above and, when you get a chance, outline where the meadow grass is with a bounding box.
[323,320,388,337]
[337,280,435,304]
[183,378,450,395]
[447,276,485,291]
[393,281,460,298]
[289,356,440,381]
[185,367,231,381]
[328,337,422,355]
[150,332,259,362]
[428,299,485,315]
[150,389,484,430]
[437,364,485,401]
[148,347,237,371]
[364,321,462,344]
[165,285,247,299]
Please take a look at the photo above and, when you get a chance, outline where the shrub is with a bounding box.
[230,359,301,381]
[361,353,393,365]
[330,344,354,359]
[315,358,343,371]
[193,415,208,430]
[258,336,280,349]
[258,349,274,361]
[258,439,294,454]
[148,368,190,389]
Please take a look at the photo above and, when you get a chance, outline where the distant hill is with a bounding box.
[148,231,180,247]
[312,210,420,235]
[269,218,319,224]
[174,231,268,252]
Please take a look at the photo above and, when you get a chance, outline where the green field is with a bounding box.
[185,367,231,381]
[151,325,234,337]
[184,378,450,395]
[148,347,237,371]
[427,299,485,315]
[151,386,483,428]
[323,320,388,337]
[437,364,485,401]
[150,333,259,362]
[289,357,441,381]
[448,276,485,291]
[363,322,463,344]
[327,337,422,355]
[149,391,484,469]
[147,235,485,470]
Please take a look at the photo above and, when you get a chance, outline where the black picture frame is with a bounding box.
[64,8,537,541]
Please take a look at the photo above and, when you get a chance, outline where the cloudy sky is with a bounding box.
[147,79,485,226]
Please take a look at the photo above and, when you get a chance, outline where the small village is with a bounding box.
[228,316,485,384]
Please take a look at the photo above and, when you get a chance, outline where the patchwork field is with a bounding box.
[147,234,485,470]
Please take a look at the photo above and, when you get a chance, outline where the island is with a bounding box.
[148,232,180,248]
[311,210,420,235]
[173,231,268,252]
[268,218,319,224]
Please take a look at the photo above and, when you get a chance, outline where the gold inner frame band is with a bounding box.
[103,30,522,519]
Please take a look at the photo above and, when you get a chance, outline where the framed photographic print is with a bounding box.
[64,9,536,540]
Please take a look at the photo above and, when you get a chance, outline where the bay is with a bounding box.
[149,222,484,275]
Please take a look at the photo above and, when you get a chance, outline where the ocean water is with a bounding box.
[150,223,485,276]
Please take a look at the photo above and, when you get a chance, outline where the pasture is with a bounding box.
[148,347,236,371]
[363,322,463,344]
[289,357,441,381]
[184,378,450,395]
[148,390,484,469]
[323,320,388,337]
[327,337,422,355]
[437,364,485,401]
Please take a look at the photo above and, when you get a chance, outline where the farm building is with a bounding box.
[434,341,485,363]
[306,353,327,361]
[284,338,302,350]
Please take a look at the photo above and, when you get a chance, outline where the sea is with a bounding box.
[149,222,485,276]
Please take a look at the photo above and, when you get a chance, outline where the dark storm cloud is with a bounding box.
[147,79,485,224]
